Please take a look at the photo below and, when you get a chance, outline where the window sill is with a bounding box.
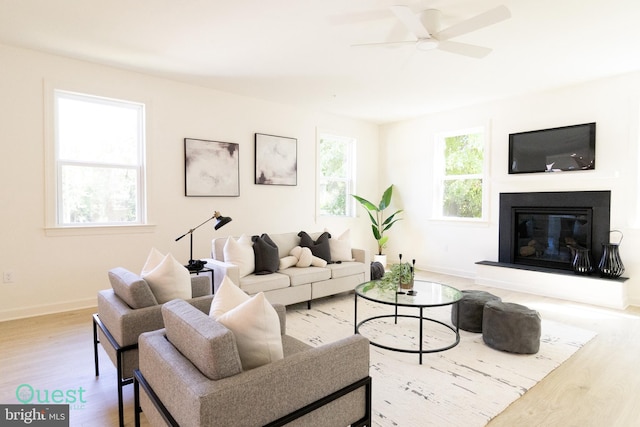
[429,217,490,227]
[45,224,156,237]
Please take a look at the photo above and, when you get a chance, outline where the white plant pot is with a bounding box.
[373,254,387,268]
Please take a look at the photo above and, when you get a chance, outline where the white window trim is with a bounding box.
[432,125,490,223]
[44,83,151,234]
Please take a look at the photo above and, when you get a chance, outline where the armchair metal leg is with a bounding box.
[92,315,100,377]
[134,371,141,427]
[134,369,179,427]
[93,313,137,427]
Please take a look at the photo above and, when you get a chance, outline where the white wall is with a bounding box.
[3,41,639,320]
[0,44,379,320]
[380,71,640,305]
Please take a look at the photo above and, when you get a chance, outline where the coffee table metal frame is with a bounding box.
[354,280,462,364]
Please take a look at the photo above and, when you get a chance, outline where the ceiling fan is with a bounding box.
[352,4,511,58]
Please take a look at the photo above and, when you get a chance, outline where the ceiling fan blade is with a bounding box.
[390,5,431,39]
[435,5,510,41]
[437,40,493,58]
[351,40,416,48]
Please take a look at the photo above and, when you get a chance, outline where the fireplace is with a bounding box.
[499,191,611,272]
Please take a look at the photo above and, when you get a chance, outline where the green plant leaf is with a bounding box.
[352,195,378,212]
[381,210,403,226]
[382,219,402,233]
[362,282,376,293]
[372,224,382,240]
[378,185,393,210]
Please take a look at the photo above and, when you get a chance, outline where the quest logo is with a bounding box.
[15,384,87,410]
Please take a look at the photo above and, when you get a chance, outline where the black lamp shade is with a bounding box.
[214,215,232,230]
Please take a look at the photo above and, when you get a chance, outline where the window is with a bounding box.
[54,90,146,226]
[435,127,486,219]
[317,133,356,216]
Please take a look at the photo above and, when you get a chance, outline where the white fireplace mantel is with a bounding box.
[475,261,629,309]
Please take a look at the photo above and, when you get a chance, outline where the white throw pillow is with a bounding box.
[223,235,255,277]
[209,275,250,319]
[327,228,354,262]
[140,249,191,304]
[217,292,284,370]
[141,247,165,273]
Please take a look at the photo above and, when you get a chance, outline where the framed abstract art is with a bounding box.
[184,138,240,196]
[255,133,297,186]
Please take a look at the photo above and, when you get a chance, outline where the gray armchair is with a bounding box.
[134,299,372,426]
[93,267,213,427]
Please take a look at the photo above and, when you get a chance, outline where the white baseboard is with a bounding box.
[0,297,97,322]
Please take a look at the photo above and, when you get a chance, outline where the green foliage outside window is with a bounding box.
[319,135,354,216]
[442,132,484,219]
[443,179,482,218]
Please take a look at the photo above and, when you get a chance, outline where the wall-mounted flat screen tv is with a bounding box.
[508,122,596,174]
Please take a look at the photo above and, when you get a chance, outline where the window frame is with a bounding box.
[46,88,149,234]
[433,126,489,222]
[316,131,357,218]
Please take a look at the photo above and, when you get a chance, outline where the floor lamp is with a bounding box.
[175,211,232,271]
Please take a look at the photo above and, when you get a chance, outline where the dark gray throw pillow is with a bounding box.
[298,231,332,262]
[252,234,280,275]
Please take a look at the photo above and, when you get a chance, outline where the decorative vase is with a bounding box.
[571,247,594,275]
[400,278,414,290]
[373,254,387,268]
[598,230,625,279]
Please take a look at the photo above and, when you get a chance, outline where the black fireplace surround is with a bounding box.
[499,191,611,272]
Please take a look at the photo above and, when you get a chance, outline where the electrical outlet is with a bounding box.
[3,271,14,283]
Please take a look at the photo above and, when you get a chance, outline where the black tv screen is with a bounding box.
[509,122,596,174]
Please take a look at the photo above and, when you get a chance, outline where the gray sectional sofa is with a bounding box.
[204,231,370,306]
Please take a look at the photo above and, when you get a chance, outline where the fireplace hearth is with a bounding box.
[499,191,611,272]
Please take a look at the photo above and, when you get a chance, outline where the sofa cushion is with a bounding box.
[269,232,301,259]
[280,266,331,287]
[327,229,355,262]
[252,233,280,275]
[217,292,284,370]
[162,299,243,380]
[141,249,192,304]
[327,261,365,279]
[239,273,290,295]
[108,267,158,309]
[209,276,250,318]
[298,231,332,262]
[224,235,255,277]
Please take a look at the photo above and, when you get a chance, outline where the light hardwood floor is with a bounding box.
[1,272,639,426]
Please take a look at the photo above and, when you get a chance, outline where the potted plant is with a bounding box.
[378,256,415,291]
[352,184,403,266]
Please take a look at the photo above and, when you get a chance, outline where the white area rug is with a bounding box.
[286,293,596,427]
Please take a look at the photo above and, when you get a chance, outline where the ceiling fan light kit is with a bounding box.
[416,39,439,51]
[354,4,511,58]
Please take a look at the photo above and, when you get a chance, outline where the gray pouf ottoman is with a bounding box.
[482,300,542,354]
[451,290,502,333]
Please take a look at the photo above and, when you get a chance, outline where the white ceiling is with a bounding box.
[1,0,639,124]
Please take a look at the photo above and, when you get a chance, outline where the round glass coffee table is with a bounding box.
[354,280,463,364]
